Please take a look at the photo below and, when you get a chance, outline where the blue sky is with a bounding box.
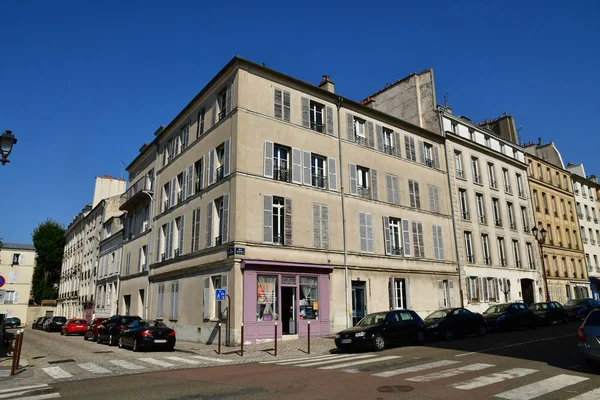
[1,1,598,244]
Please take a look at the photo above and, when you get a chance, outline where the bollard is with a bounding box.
[308,320,311,354]
[241,323,244,357]
[217,323,222,355]
[15,330,24,369]
[10,330,22,376]
[274,322,278,357]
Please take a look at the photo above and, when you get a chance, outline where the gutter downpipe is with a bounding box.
[438,110,465,308]
[144,142,160,320]
[336,97,351,328]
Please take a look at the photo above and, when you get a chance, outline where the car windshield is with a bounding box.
[425,310,448,320]
[565,299,587,306]
[357,313,387,326]
[54,317,67,322]
[534,303,549,311]
[72,319,86,324]
[484,304,510,314]
[140,320,168,328]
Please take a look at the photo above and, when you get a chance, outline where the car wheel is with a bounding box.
[169,346,175,352]
[479,323,487,336]
[84,334,88,341]
[60,330,64,336]
[373,334,385,351]
[415,331,426,346]
[133,339,139,352]
[442,330,453,341]
[118,337,123,349]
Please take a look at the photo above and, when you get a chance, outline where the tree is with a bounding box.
[31,219,66,303]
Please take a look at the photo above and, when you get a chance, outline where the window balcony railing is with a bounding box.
[495,219,503,227]
[311,121,325,133]
[383,145,394,155]
[215,236,222,246]
[524,225,530,233]
[505,186,512,194]
[312,174,327,189]
[500,258,507,267]
[120,176,153,209]
[483,256,491,265]
[161,253,166,262]
[478,215,486,224]
[358,186,371,199]
[578,212,584,219]
[473,174,481,184]
[390,246,402,256]
[510,222,517,230]
[515,261,521,268]
[554,271,560,277]
[518,190,525,198]
[272,235,284,245]
[462,211,470,220]
[195,180,203,193]
[564,271,569,278]
[456,169,465,179]
[425,158,434,168]
[466,254,475,263]
[354,134,367,146]
[163,200,169,212]
[218,110,227,121]
[216,166,224,183]
[177,191,182,204]
[174,248,180,257]
[274,166,291,183]
[490,179,497,189]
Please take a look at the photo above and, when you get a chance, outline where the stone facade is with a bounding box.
[0,242,35,324]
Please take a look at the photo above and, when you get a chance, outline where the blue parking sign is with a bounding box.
[216,289,227,301]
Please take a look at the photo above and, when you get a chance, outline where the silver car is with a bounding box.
[578,309,600,362]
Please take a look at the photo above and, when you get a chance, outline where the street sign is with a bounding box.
[216,289,227,301]
[235,247,245,255]
[0,276,5,288]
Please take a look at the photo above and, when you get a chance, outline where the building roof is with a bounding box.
[1,242,35,251]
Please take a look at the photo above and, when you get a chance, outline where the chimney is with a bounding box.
[538,137,542,146]
[590,175,598,184]
[567,162,574,167]
[319,75,335,93]
[362,96,376,109]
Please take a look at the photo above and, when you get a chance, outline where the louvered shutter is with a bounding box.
[223,138,231,177]
[187,165,194,198]
[434,187,440,213]
[392,176,400,205]
[326,106,334,135]
[437,281,445,308]
[191,209,197,251]
[170,178,176,207]
[291,148,302,184]
[18,254,24,265]
[302,151,312,185]
[409,181,415,207]
[412,222,419,257]
[283,91,291,122]
[449,281,455,307]
[169,220,175,258]
[328,157,337,191]
[404,135,411,159]
[274,89,283,119]
[429,185,436,212]
[418,140,425,164]
[226,82,232,114]
[414,182,421,208]
[203,278,211,320]
[389,278,397,310]
[208,149,215,186]
[301,97,310,128]
[433,146,440,169]
[437,226,444,260]
[206,203,213,248]
[394,132,401,157]
[376,125,384,151]
[483,277,489,302]
[347,113,354,140]
[366,213,374,253]
[475,277,480,301]
[263,195,273,244]
[432,225,440,260]
[402,220,411,256]
[194,207,201,251]
[312,204,322,248]
[7,271,16,284]
[156,230,161,262]
[418,223,425,258]
[321,205,330,249]
[383,216,391,255]
[222,194,229,243]
[349,164,358,195]
[13,291,18,305]
[386,174,393,203]
[181,168,187,201]
[367,121,375,148]
[199,155,205,191]
[264,141,274,178]
[370,169,378,200]
[284,197,292,246]
[359,212,368,252]
[159,185,164,213]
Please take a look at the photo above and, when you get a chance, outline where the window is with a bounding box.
[481,234,491,265]
[502,168,511,193]
[597,230,600,244]
[467,277,479,302]
[553,257,559,276]
[546,168,552,183]
[257,275,278,321]
[170,282,179,319]
[196,107,205,138]
[464,231,474,263]
[212,276,223,319]
[174,217,184,256]
[459,189,469,220]
[488,163,497,189]
[272,197,285,245]
[217,88,228,120]
[215,197,225,245]
[423,142,435,168]
[140,246,148,271]
[273,89,291,122]
[586,254,592,271]
[507,202,516,229]
[409,180,421,209]
[516,174,524,197]
[358,212,374,253]
[386,174,400,205]
[312,204,330,250]
[520,206,529,232]
[382,128,394,155]
[593,207,598,223]
[191,207,201,252]
[476,193,486,224]
[125,251,131,275]
[551,196,558,216]
[412,222,425,258]
[498,237,506,266]
[194,157,204,193]
[311,154,327,188]
[310,100,325,133]
[355,165,371,199]
[162,181,171,212]
[485,135,491,147]
[469,129,475,141]
[176,172,184,204]
[555,172,561,187]
[472,157,481,183]
[216,143,225,183]
[564,175,569,191]
[432,225,444,260]
[560,199,566,219]
[387,217,403,256]
[512,240,521,268]
[262,195,289,246]
[492,198,502,227]
[537,164,542,179]
[556,226,562,246]
[583,185,588,198]
[390,278,408,310]
[179,124,189,151]
[595,255,599,271]
[454,151,464,179]
[299,277,319,320]
[547,224,553,244]
[11,254,21,266]
[428,185,440,213]
[542,193,549,213]
[405,135,417,161]
[566,228,572,248]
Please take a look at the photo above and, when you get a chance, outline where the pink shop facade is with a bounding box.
[242,260,331,343]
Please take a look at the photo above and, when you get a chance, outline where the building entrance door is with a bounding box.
[521,279,534,305]
[352,281,366,326]
[281,286,296,335]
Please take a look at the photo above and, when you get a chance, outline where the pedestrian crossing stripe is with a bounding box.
[42,366,73,379]
[260,354,346,364]
[78,363,112,374]
[319,356,401,370]
[165,356,200,365]
[451,368,537,390]
[372,360,460,377]
[108,360,146,370]
[296,354,376,368]
[495,374,589,400]
[407,363,494,382]
[569,388,600,400]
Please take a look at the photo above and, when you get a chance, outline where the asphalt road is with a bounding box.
[2,321,599,400]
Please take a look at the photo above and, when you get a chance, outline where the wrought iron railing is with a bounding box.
[358,186,370,199]
[216,166,224,182]
[311,121,325,133]
[354,134,367,146]
[274,166,291,182]
[312,174,327,189]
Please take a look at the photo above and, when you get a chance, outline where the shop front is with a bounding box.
[242,260,331,343]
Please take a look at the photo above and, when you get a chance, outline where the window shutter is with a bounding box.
[386,174,393,203]
[274,89,283,119]
[208,149,215,186]
[467,278,473,302]
[191,209,197,252]
[223,138,231,177]
[433,146,441,169]
[437,226,444,260]
[327,157,337,191]
[159,185,164,213]
[13,291,18,305]
[170,177,176,207]
[475,277,480,301]
[409,181,415,207]
[264,141,274,178]
[414,182,421,208]
[283,91,291,122]
[301,97,310,128]
[370,169,378,200]
[349,164,358,195]
[8,271,16,284]
[220,194,229,243]
[203,278,211,320]
[199,155,205,190]
[326,106,334,135]
[404,135,411,159]
[179,216,185,254]
[383,216,391,255]
[284,197,293,246]
[367,121,375,148]
[483,277,489,302]
[449,281,455,307]
[418,140,425,164]
[434,187,440,213]
[376,125,384,152]
[392,176,400,205]
[263,195,273,244]
[389,278,397,310]
[206,202,213,248]
[394,132,402,157]
[181,168,187,201]
[359,212,368,252]
[347,113,354,141]
[366,212,374,253]
[138,247,142,271]
[195,207,201,251]
[187,165,194,198]
[212,100,217,126]
[321,205,330,250]
[226,82,232,114]
[169,220,175,258]
[437,281,445,308]
[156,231,161,262]
[18,254,24,265]
[412,222,419,257]
[291,148,302,184]
[432,225,440,260]
[312,204,322,249]
[402,220,411,257]
[302,151,312,185]
[428,185,436,212]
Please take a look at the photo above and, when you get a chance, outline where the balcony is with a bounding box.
[524,225,530,233]
[177,191,183,204]
[425,158,434,168]
[196,180,203,193]
[274,165,291,183]
[354,134,367,146]
[311,121,325,133]
[272,235,284,245]
[473,174,481,184]
[478,215,486,224]
[390,246,402,256]
[500,258,506,267]
[462,211,470,220]
[215,236,223,246]
[510,222,516,230]
[218,110,227,121]
[456,169,465,179]
[358,186,371,199]
[490,180,497,189]
[312,174,327,189]
[483,256,491,265]
[384,145,394,155]
[515,261,521,268]
[216,166,225,183]
[120,177,153,210]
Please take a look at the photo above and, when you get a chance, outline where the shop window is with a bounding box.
[257,275,278,321]
[299,277,319,320]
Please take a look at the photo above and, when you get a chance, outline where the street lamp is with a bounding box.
[0,130,18,165]
[532,225,550,302]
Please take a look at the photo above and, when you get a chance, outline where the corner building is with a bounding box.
[123,57,459,345]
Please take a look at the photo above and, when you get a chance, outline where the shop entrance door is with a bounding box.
[352,282,366,326]
[281,286,296,335]
[520,278,534,305]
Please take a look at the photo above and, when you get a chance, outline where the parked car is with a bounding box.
[578,309,600,364]
[335,310,425,352]
[61,319,88,336]
[424,308,486,340]
[483,303,536,331]
[97,315,141,346]
[43,316,67,332]
[84,318,107,341]
[565,299,599,321]
[118,319,176,352]
[5,317,21,329]
[33,317,47,330]
[532,302,569,325]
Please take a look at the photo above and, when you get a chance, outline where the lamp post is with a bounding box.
[532,226,550,302]
[0,130,18,165]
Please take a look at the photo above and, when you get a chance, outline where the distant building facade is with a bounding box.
[0,242,35,324]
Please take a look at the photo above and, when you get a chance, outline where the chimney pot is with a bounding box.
[319,76,335,93]
[538,137,542,146]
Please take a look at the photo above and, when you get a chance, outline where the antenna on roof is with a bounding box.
[442,92,449,107]
[120,160,126,180]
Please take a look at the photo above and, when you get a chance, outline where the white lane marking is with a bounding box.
[407,363,494,382]
[451,368,537,390]
[295,354,377,367]
[569,388,600,399]
[319,356,401,370]
[260,354,341,364]
[495,374,589,400]
[189,355,234,363]
[42,366,73,379]
[13,394,61,400]
[272,354,357,366]
[455,334,574,357]
[108,360,146,370]
[78,363,112,374]
[165,356,200,365]
[138,358,176,367]
[0,385,49,395]
[373,360,460,377]
[0,388,56,400]
[342,369,361,373]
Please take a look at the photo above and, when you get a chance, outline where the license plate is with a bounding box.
[154,339,167,343]
[341,339,352,344]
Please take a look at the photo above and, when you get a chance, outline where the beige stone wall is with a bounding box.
[0,246,35,324]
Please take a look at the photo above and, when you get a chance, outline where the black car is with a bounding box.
[335,310,425,352]
[43,316,67,332]
[118,320,176,352]
[5,317,21,329]
[532,301,569,325]
[424,308,486,340]
[33,317,47,330]
[97,315,142,346]
[483,303,536,331]
[565,299,599,321]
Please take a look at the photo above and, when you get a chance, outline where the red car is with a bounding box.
[84,318,107,341]
[61,319,88,336]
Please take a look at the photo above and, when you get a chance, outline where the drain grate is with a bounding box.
[48,359,76,365]
[377,385,414,393]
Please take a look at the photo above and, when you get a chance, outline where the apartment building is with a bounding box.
[0,242,35,324]
[119,56,459,344]
[523,140,589,301]
[566,163,600,298]
[95,214,124,317]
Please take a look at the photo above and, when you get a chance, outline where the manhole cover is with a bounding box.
[48,359,75,364]
[377,385,414,393]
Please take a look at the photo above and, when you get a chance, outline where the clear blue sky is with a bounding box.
[1,1,598,244]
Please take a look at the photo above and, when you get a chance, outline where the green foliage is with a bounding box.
[31,219,66,303]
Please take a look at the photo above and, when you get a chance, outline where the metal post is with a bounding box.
[15,330,23,370]
[307,320,311,354]
[274,322,278,357]
[539,241,551,302]
[10,330,22,376]
[217,323,222,355]
[240,323,244,357]
[227,294,231,347]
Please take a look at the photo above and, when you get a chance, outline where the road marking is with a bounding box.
[495,374,588,400]
[372,360,461,377]
[451,368,537,390]
[295,354,377,367]
[455,334,574,357]
[569,388,600,399]
[42,366,73,379]
[0,385,50,395]
[78,363,112,374]
[407,363,494,382]
[165,356,200,365]
[13,394,61,400]
[260,354,341,364]
[342,369,362,373]
[108,360,146,370]
[138,358,176,367]
[0,386,56,399]
[189,355,234,363]
[319,355,401,370]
